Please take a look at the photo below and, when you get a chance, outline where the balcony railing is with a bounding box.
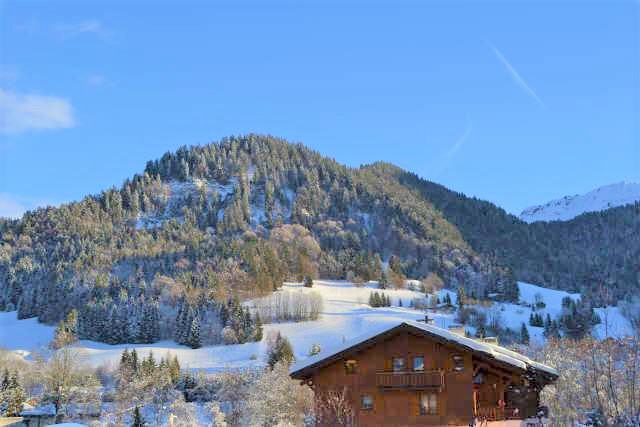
[376,370,444,390]
[474,406,523,421]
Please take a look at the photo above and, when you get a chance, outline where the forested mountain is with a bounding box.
[0,135,638,344]
[385,165,640,304]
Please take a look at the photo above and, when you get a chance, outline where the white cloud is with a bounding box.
[53,19,113,40]
[0,89,75,134]
[487,41,545,108]
[0,193,60,219]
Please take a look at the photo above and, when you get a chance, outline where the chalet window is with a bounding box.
[392,357,405,372]
[361,394,373,410]
[413,356,425,371]
[419,392,438,415]
[451,354,464,371]
[345,359,358,374]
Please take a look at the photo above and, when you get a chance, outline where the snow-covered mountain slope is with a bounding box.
[0,281,632,370]
[519,181,640,223]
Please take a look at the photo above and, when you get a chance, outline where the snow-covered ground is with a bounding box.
[0,281,633,370]
[0,310,55,356]
[519,181,640,222]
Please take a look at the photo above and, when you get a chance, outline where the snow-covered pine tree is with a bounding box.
[0,369,9,416]
[0,372,25,417]
[127,302,142,343]
[141,351,156,376]
[187,318,201,349]
[174,298,187,344]
[456,287,465,309]
[130,348,139,373]
[50,309,79,349]
[267,332,294,368]
[379,271,388,289]
[169,355,181,383]
[253,312,263,342]
[140,302,159,344]
[520,323,530,344]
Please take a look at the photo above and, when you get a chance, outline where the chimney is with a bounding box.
[423,315,435,325]
[447,324,465,336]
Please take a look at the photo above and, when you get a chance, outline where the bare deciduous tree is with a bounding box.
[315,387,356,427]
[35,347,101,420]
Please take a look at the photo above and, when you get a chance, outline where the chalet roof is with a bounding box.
[289,320,558,380]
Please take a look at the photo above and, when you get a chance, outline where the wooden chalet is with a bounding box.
[290,320,558,426]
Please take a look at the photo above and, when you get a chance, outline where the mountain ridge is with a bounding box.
[520,181,640,223]
[0,135,638,345]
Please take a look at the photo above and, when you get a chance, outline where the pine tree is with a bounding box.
[456,287,465,310]
[141,304,155,344]
[120,348,131,376]
[1,368,9,391]
[253,313,263,342]
[520,323,530,344]
[131,349,139,374]
[132,406,146,427]
[0,368,9,416]
[169,356,181,383]
[370,292,380,307]
[379,271,388,289]
[141,351,156,376]
[5,372,24,417]
[267,332,294,368]
[444,293,452,306]
[187,318,201,349]
[50,309,79,349]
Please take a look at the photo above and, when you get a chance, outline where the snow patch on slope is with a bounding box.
[0,310,55,357]
[136,178,237,230]
[0,280,632,371]
[519,181,640,223]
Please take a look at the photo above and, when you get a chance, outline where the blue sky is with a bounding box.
[0,0,638,218]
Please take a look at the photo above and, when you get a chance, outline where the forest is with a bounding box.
[0,134,639,346]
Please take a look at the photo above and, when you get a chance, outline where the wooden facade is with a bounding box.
[290,322,557,427]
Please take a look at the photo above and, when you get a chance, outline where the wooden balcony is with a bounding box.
[474,406,523,421]
[376,370,444,390]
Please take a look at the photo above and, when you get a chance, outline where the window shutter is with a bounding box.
[384,358,391,371]
[374,392,383,414]
[411,392,420,416]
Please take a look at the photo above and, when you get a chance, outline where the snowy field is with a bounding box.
[0,280,633,371]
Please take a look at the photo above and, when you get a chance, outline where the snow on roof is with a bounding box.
[20,403,56,416]
[290,320,558,377]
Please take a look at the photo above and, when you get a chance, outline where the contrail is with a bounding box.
[487,41,545,108]
[431,124,473,176]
